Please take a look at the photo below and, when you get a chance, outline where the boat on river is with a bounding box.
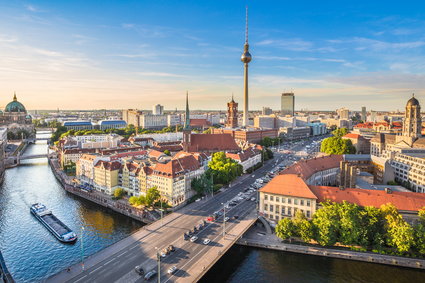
[30,203,77,243]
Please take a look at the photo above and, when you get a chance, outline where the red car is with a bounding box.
[206,216,215,222]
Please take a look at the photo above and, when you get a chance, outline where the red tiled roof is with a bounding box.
[152,154,201,178]
[94,160,122,171]
[343,133,361,139]
[187,133,240,152]
[226,148,260,162]
[260,174,318,199]
[111,150,147,159]
[149,149,165,158]
[310,186,425,212]
[63,148,96,154]
[281,155,343,180]
[190,119,211,127]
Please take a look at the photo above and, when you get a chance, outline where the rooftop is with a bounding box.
[259,174,318,199]
[281,155,343,180]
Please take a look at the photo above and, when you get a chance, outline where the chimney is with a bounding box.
[385,187,392,194]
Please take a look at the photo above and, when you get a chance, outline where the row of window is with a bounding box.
[264,194,311,206]
[263,204,311,218]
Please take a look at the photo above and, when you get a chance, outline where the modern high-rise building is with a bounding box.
[241,7,252,127]
[337,107,350,120]
[262,107,272,115]
[152,104,164,115]
[361,106,366,122]
[281,93,295,116]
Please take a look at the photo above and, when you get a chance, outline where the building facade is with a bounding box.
[225,96,239,128]
[281,93,295,116]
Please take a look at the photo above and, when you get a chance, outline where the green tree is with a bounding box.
[312,201,340,246]
[337,201,364,246]
[163,149,171,156]
[114,188,125,199]
[208,152,243,185]
[359,206,385,248]
[293,210,314,242]
[320,136,356,155]
[146,186,161,207]
[275,218,295,241]
[331,127,348,137]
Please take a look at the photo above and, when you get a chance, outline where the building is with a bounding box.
[281,93,295,116]
[153,104,164,115]
[225,96,239,128]
[0,93,34,136]
[93,161,121,194]
[63,121,93,131]
[254,115,277,129]
[279,126,311,140]
[167,114,181,127]
[225,147,261,172]
[259,174,318,221]
[211,128,278,144]
[139,114,168,129]
[337,107,350,119]
[98,120,127,130]
[361,106,367,122]
[262,107,272,115]
[308,122,327,136]
[342,133,370,154]
[0,128,6,184]
[259,173,425,224]
[391,153,425,193]
[122,109,143,127]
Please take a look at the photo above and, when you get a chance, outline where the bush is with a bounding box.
[114,188,125,199]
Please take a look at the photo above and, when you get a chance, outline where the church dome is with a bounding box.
[407,95,420,107]
[5,93,26,113]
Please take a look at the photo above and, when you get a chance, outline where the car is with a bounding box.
[190,236,198,242]
[251,197,256,201]
[206,216,215,222]
[203,238,211,245]
[167,245,175,252]
[167,266,177,274]
[144,270,157,281]
[224,217,229,222]
[134,265,145,276]
[160,250,167,257]
[251,174,255,177]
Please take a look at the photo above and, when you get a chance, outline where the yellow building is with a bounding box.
[93,161,121,195]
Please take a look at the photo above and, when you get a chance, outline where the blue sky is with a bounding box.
[1,0,425,111]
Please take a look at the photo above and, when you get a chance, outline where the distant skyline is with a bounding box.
[1,1,425,111]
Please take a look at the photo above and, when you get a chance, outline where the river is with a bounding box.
[0,132,424,282]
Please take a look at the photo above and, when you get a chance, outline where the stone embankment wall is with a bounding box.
[237,238,425,270]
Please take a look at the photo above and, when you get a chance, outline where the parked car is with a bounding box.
[167,245,175,253]
[134,265,145,276]
[190,236,198,242]
[251,197,256,201]
[144,270,157,281]
[203,238,211,245]
[224,217,229,222]
[167,266,177,274]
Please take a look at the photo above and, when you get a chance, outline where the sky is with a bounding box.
[1,0,425,111]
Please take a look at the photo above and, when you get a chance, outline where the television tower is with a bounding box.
[241,6,252,127]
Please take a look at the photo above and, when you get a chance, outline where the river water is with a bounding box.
[1,132,424,282]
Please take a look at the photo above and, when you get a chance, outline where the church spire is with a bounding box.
[184,91,190,130]
[13,92,17,101]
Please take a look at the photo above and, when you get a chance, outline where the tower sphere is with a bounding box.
[241,44,252,63]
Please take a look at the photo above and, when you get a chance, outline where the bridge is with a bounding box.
[47,156,279,283]
[19,154,48,160]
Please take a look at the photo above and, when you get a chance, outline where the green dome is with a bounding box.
[5,93,26,113]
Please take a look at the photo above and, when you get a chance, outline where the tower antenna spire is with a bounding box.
[245,6,249,44]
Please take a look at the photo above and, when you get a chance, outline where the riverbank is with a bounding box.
[237,225,425,270]
[47,157,157,224]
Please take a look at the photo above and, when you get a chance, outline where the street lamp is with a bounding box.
[155,247,161,283]
[221,202,226,239]
[80,226,85,271]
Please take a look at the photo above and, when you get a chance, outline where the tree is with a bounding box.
[146,186,161,207]
[331,128,348,138]
[337,201,364,246]
[208,152,243,185]
[312,201,340,246]
[320,136,356,155]
[359,206,385,248]
[114,188,125,199]
[275,218,295,241]
[293,210,313,242]
[163,149,171,156]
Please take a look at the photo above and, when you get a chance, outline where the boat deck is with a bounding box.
[40,214,71,236]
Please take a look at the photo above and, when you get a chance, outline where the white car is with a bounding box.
[190,236,198,242]
[167,266,177,274]
[203,238,211,245]
[224,217,230,222]
[251,197,256,201]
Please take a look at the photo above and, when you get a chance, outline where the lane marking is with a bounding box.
[73,275,87,283]
[89,265,103,274]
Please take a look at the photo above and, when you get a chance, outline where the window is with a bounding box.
[281,198,285,203]
[276,205,280,212]
[276,197,280,202]
[300,200,304,206]
[306,211,311,218]
[307,200,311,206]
[265,195,268,200]
[264,204,268,211]
[294,199,298,205]
[270,196,274,201]
[281,207,285,214]
[270,205,274,212]
[287,207,292,215]
[288,198,292,204]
